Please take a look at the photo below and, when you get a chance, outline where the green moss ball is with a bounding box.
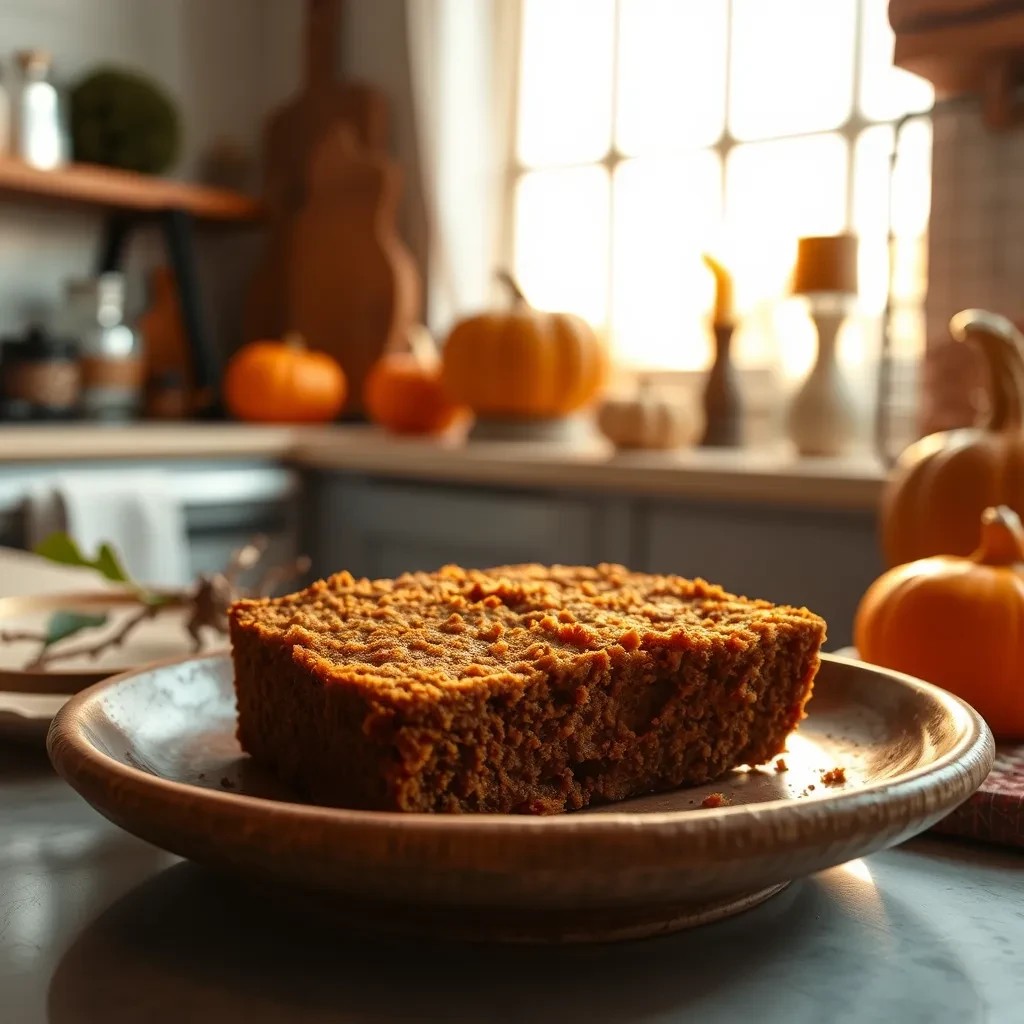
[70,67,181,175]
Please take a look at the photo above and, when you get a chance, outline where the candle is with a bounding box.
[703,253,735,326]
[791,235,858,295]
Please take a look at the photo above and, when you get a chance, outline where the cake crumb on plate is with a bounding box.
[701,792,731,809]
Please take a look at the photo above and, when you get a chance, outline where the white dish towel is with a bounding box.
[24,471,191,588]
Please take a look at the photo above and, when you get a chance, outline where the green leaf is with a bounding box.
[34,532,88,567]
[44,610,108,648]
[33,532,134,584]
[92,543,131,584]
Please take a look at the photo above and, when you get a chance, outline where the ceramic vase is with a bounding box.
[701,324,743,447]
[787,307,858,457]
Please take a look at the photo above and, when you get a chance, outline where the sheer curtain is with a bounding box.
[405,0,520,335]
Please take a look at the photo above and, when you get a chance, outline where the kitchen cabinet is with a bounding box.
[308,474,601,579]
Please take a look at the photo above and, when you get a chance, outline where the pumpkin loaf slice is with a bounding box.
[229,564,826,815]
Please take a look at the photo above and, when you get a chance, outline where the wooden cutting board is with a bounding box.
[930,743,1024,849]
[287,128,420,416]
[243,0,390,343]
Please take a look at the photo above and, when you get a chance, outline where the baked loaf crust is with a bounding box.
[229,563,826,814]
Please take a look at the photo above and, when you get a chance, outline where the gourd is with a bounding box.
[882,309,1024,566]
[596,380,699,450]
[441,272,607,420]
[223,332,347,424]
[855,504,1024,738]
[364,326,467,435]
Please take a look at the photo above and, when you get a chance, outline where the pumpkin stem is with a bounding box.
[949,309,1024,431]
[972,505,1024,566]
[495,270,529,307]
[406,323,439,368]
[282,331,307,351]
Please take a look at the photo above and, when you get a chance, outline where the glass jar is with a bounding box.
[12,49,68,169]
[58,273,145,421]
[0,324,80,420]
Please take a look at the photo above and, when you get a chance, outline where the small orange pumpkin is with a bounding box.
[441,272,607,420]
[224,332,347,424]
[855,504,1024,738]
[881,310,1024,566]
[364,326,467,435]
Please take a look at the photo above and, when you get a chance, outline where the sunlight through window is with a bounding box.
[511,0,933,374]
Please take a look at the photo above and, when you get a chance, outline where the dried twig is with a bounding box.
[0,629,52,644]
[28,605,158,669]
[7,534,311,669]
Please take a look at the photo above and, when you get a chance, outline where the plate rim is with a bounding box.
[46,650,996,842]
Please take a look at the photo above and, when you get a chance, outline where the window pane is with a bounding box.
[855,236,928,316]
[888,305,927,362]
[517,0,615,167]
[514,166,610,323]
[616,0,727,154]
[729,0,856,140]
[853,122,932,239]
[727,133,848,235]
[611,152,722,370]
[891,236,927,304]
[860,0,933,121]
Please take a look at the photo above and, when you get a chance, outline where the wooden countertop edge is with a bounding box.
[0,425,888,510]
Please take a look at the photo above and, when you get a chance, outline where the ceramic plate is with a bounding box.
[0,591,225,696]
[47,653,993,943]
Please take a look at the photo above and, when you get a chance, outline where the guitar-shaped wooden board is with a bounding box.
[288,128,421,416]
[243,0,390,343]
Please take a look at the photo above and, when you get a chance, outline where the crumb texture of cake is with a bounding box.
[229,563,826,815]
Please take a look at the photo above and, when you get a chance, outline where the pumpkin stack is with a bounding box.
[440,272,608,435]
[860,307,1024,742]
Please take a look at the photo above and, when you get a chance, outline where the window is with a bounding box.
[509,0,933,383]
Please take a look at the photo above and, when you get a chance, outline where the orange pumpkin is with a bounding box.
[364,327,467,435]
[441,272,607,420]
[881,309,1024,566]
[224,332,347,424]
[855,504,1024,738]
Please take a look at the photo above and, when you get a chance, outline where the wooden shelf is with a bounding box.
[0,156,264,222]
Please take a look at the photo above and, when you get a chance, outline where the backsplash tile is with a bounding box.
[922,99,1024,433]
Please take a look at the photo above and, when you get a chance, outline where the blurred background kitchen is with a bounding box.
[0,0,1014,649]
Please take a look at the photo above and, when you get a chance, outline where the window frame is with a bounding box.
[502,0,931,400]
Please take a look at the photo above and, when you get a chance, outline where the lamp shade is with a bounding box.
[792,234,859,295]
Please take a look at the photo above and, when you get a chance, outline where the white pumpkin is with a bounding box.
[596,381,699,450]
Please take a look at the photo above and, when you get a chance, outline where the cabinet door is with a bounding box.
[638,500,882,649]
[309,475,599,579]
